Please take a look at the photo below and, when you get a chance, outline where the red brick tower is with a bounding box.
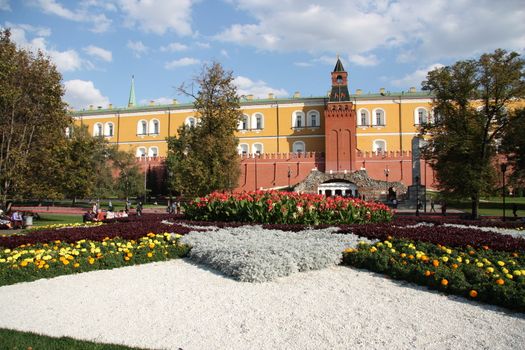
[324,58,357,172]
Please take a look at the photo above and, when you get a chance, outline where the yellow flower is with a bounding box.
[20,261,28,267]
[441,256,449,262]
[456,257,462,263]
[513,270,522,276]
[476,262,484,268]
[502,268,509,274]
[62,259,70,265]
[486,267,494,273]
[73,263,80,268]
[149,243,155,249]
[497,261,505,266]
[506,274,513,279]
[400,253,407,258]
[126,252,133,258]
[88,257,95,265]
[147,252,153,258]
[124,256,130,261]
[369,247,377,253]
[44,264,49,269]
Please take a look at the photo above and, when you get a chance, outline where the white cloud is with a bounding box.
[195,41,210,49]
[140,97,174,105]
[63,79,109,109]
[0,0,10,11]
[34,0,112,33]
[392,63,444,89]
[6,22,84,72]
[164,57,200,69]
[348,53,379,67]
[217,0,525,63]
[233,76,288,98]
[127,40,148,58]
[118,0,194,36]
[220,49,229,58]
[83,45,112,62]
[160,42,188,52]
[294,62,313,67]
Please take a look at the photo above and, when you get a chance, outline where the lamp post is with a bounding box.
[501,163,507,221]
[384,167,390,201]
[287,165,291,189]
[415,175,420,217]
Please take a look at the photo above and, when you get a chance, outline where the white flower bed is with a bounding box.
[181,225,376,282]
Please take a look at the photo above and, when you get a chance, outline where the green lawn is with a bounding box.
[0,328,148,350]
[33,213,83,227]
[448,196,525,217]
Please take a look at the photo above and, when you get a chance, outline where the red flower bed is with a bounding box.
[0,214,199,249]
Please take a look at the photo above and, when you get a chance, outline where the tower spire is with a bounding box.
[128,75,136,107]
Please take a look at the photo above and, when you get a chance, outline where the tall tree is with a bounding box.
[501,108,525,188]
[421,49,525,218]
[0,29,70,207]
[112,149,145,201]
[166,62,242,197]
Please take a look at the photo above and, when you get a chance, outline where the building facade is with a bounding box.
[72,59,437,197]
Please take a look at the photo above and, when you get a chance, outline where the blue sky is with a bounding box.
[1,0,524,110]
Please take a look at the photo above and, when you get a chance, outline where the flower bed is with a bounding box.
[184,190,392,224]
[343,238,525,312]
[0,232,190,287]
[25,222,104,232]
[0,214,199,249]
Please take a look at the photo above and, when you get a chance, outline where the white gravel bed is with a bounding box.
[180,225,374,282]
[0,259,523,350]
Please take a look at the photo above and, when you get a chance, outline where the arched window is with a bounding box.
[137,120,147,135]
[372,109,385,126]
[150,119,160,135]
[307,110,320,127]
[292,141,305,153]
[373,140,386,153]
[94,123,103,136]
[292,111,305,129]
[358,109,370,126]
[239,115,250,130]
[414,107,429,125]
[252,143,263,155]
[148,147,158,157]
[136,147,146,157]
[252,113,264,130]
[105,122,114,137]
[238,144,249,155]
[185,117,196,128]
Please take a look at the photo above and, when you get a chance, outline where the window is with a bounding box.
[148,147,158,157]
[292,141,305,153]
[150,119,159,135]
[253,113,264,130]
[252,143,263,155]
[292,111,305,129]
[105,122,114,137]
[94,123,103,136]
[185,117,196,128]
[137,120,147,135]
[239,115,249,130]
[372,109,385,126]
[238,144,249,155]
[307,110,320,127]
[415,108,428,125]
[373,140,386,153]
[358,109,370,126]
[136,147,146,157]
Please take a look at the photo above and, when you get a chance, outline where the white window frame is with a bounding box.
[148,146,158,157]
[252,143,263,155]
[292,141,306,153]
[239,114,249,130]
[104,122,114,137]
[373,139,387,154]
[136,147,147,157]
[372,108,386,126]
[292,111,305,129]
[252,113,264,130]
[414,107,429,125]
[93,123,103,137]
[150,119,160,135]
[238,143,249,155]
[357,108,370,126]
[185,117,196,128]
[137,120,148,135]
[307,110,320,128]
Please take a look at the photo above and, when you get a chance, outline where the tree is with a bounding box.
[501,108,525,188]
[0,29,71,207]
[112,150,145,200]
[421,49,525,218]
[166,62,242,197]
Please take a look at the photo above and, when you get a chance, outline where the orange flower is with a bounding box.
[468,250,475,256]
[482,245,489,250]
[408,255,414,260]
[441,279,448,286]
[469,290,478,298]
[73,263,80,268]
[424,270,431,277]
[432,260,440,267]
[451,263,458,269]
[495,279,505,285]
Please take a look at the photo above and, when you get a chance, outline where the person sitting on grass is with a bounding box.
[11,211,23,229]
[83,210,95,223]
[0,210,13,229]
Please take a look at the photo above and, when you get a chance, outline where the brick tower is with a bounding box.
[324,58,357,173]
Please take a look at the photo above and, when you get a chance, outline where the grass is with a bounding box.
[447,196,525,217]
[0,328,148,350]
[33,213,83,227]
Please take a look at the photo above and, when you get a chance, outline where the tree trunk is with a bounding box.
[471,194,479,219]
[72,197,76,207]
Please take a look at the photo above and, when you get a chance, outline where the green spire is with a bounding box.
[128,75,136,107]
[333,56,345,72]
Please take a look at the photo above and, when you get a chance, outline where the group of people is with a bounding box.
[0,209,35,229]
[167,199,181,214]
[83,200,142,222]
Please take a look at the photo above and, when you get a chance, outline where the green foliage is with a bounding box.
[112,149,145,200]
[501,108,525,187]
[0,29,71,206]
[166,62,242,197]
[343,238,525,312]
[422,49,525,217]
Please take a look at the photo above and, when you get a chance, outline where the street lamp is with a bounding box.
[501,163,507,221]
[384,167,390,201]
[287,165,291,189]
[415,175,420,217]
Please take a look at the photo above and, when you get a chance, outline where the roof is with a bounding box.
[333,58,345,72]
